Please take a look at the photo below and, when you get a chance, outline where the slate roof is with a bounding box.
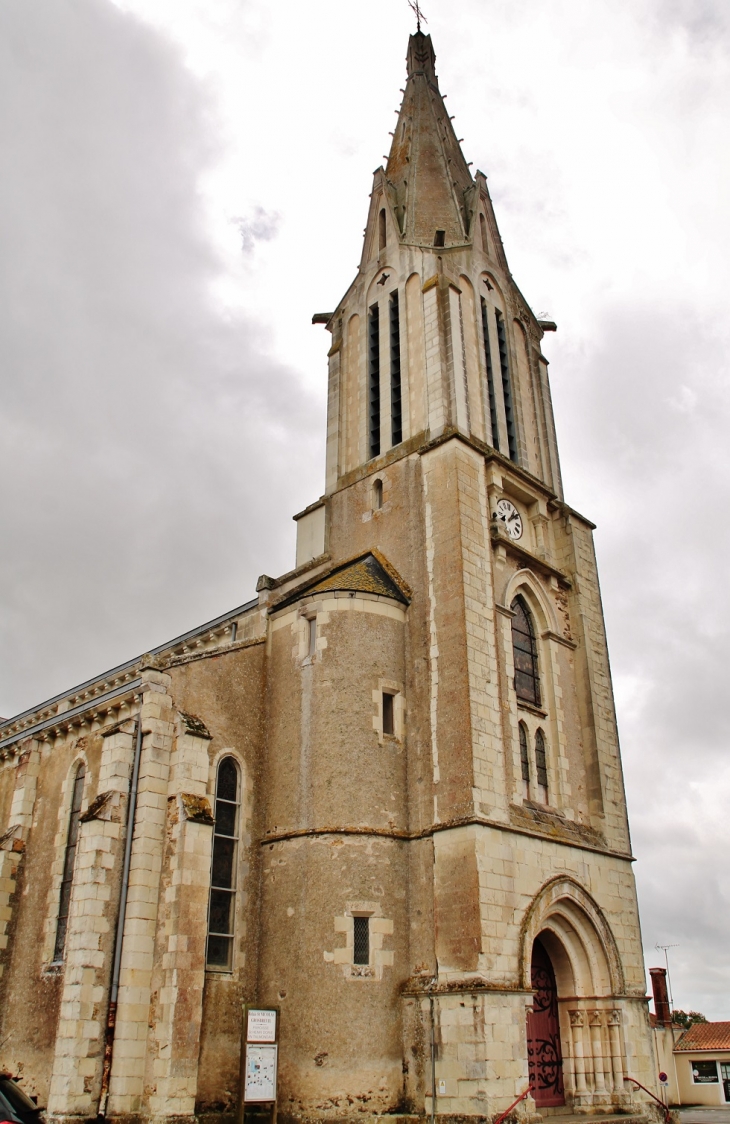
[674,1023,730,1052]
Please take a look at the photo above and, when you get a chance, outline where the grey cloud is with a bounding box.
[549,303,730,1014]
[234,206,281,253]
[0,0,323,716]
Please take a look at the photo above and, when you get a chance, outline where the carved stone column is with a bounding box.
[588,1011,606,1094]
[569,1011,588,1096]
[607,1010,625,1095]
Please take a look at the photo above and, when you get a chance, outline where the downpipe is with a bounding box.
[97,717,144,1119]
[430,995,436,1124]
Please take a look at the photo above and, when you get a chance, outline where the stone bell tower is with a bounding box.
[266,28,658,1122]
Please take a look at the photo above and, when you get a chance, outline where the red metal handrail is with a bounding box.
[492,1086,531,1124]
[625,1076,671,1124]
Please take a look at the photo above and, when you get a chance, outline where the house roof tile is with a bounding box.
[675,1023,730,1052]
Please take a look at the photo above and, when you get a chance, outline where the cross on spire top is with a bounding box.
[407,0,427,32]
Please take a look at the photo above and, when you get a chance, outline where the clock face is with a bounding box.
[495,498,523,541]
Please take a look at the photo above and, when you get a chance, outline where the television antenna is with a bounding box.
[655,943,679,1008]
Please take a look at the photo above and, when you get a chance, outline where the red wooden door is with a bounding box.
[527,939,565,1107]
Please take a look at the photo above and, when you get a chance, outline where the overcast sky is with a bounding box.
[1,0,729,1018]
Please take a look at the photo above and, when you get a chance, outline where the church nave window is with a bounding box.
[389,291,402,447]
[206,756,241,971]
[368,304,381,459]
[53,761,87,963]
[511,596,540,707]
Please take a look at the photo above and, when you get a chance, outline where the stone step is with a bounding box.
[537,1115,650,1123]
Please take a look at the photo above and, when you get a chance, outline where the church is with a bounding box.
[0,29,661,1124]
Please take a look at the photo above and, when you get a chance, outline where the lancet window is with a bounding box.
[206,756,241,971]
[511,596,540,706]
[519,722,530,797]
[535,728,548,800]
[53,761,86,962]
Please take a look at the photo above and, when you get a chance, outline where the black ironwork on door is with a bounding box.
[527,938,565,1107]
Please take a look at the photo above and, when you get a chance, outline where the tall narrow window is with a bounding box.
[353,916,370,965]
[307,615,317,657]
[481,299,500,451]
[389,291,402,446]
[382,692,395,736]
[519,722,530,798]
[378,208,387,251]
[373,479,383,510]
[368,303,380,459]
[206,757,240,970]
[535,729,548,801]
[496,310,518,462]
[53,762,86,962]
[511,597,540,707]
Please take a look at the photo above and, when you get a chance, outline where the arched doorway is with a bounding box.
[527,938,565,1107]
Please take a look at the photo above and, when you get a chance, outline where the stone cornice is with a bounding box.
[260,815,634,862]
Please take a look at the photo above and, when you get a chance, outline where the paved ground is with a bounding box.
[677,1109,730,1124]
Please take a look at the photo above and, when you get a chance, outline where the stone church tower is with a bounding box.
[0,30,658,1124]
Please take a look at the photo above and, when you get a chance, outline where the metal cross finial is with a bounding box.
[407,0,427,32]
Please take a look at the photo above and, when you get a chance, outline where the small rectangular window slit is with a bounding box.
[353,916,370,965]
[308,617,317,657]
[382,692,394,736]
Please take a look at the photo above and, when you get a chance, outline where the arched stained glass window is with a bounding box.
[206,757,240,971]
[535,728,548,798]
[519,722,530,785]
[511,597,540,706]
[53,762,86,962]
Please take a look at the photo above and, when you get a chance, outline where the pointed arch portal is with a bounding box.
[527,938,565,1107]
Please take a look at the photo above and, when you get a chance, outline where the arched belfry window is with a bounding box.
[511,596,540,706]
[206,756,240,971]
[53,761,86,962]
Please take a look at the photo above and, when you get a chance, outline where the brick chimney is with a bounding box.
[650,967,672,1026]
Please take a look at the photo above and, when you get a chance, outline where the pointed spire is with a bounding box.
[385,32,474,248]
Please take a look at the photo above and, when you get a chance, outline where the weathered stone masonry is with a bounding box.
[0,27,659,1124]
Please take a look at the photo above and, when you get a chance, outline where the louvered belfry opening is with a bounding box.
[368,304,381,458]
